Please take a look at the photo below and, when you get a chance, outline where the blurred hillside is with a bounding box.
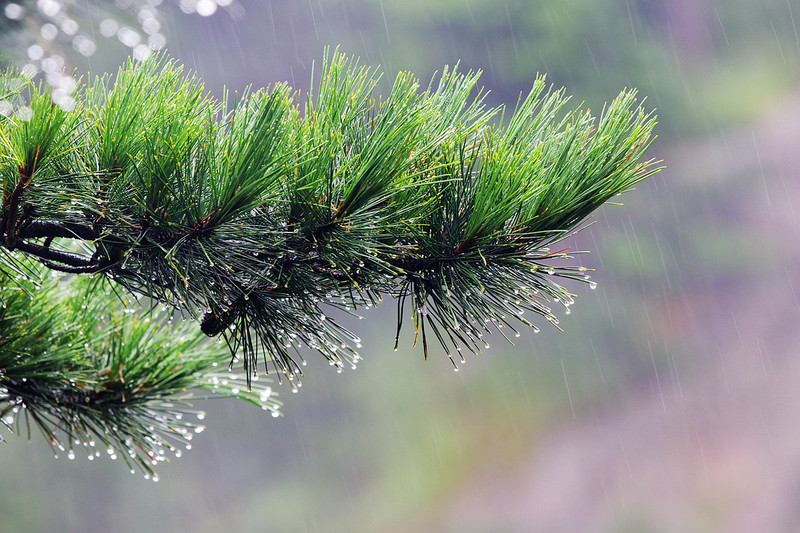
[1,0,799,532]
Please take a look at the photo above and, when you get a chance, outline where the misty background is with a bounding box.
[1,0,799,531]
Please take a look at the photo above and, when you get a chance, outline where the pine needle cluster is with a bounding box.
[0,260,279,478]
[1,50,659,473]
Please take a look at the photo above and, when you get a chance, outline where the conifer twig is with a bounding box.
[0,50,661,388]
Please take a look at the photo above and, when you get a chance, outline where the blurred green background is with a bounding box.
[1,0,799,531]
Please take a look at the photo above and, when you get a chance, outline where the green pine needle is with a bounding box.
[0,49,662,390]
[0,258,280,479]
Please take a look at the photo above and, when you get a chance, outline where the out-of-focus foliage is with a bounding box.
[344,0,798,135]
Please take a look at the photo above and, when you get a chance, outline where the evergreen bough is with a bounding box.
[0,50,660,477]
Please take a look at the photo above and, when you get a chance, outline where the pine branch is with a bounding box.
[0,258,280,480]
[0,49,662,388]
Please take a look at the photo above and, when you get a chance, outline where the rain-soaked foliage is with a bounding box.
[1,1,799,532]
